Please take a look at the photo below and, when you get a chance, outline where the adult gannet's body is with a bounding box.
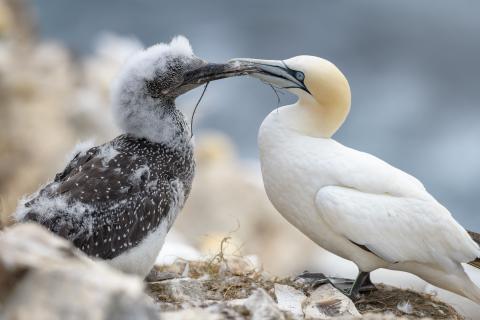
[232,56,480,303]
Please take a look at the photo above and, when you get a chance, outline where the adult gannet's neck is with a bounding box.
[234,55,351,138]
[276,92,350,138]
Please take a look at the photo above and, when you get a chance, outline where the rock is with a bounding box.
[339,313,416,320]
[0,223,158,320]
[274,284,306,319]
[148,278,210,305]
[207,302,251,320]
[245,288,285,320]
[303,284,360,319]
[161,308,223,320]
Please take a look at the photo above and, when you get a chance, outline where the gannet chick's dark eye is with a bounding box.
[145,56,205,98]
[145,57,185,98]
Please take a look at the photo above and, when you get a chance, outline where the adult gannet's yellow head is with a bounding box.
[230,56,351,138]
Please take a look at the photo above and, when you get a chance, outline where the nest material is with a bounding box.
[149,258,462,320]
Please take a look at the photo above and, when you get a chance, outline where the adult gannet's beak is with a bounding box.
[228,58,310,93]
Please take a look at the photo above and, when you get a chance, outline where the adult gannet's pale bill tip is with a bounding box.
[231,56,480,304]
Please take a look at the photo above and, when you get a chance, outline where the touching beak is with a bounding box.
[179,61,258,92]
[228,58,309,93]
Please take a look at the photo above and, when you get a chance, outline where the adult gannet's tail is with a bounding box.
[468,231,480,269]
[471,259,480,269]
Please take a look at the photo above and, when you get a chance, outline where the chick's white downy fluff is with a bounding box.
[112,36,194,146]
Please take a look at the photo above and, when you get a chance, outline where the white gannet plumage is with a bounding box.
[232,56,480,303]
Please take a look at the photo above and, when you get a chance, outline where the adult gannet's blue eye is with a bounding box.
[295,71,305,81]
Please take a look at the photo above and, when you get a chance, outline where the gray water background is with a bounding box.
[33,0,480,229]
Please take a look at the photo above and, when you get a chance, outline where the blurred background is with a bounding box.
[0,0,479,279]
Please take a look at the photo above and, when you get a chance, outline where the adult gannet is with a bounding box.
[231,56,480,303]
[14,36,254,279]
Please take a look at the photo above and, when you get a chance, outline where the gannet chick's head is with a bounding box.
[231,56,351,138]
[112,36,253,146]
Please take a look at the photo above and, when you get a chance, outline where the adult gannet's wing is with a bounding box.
[315,149,480,268]
[330,146,429,199]
[316,186,479,268]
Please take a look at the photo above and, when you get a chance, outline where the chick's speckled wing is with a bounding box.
[19,134,194,260]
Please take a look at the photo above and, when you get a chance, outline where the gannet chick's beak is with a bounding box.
[166,60,257,97]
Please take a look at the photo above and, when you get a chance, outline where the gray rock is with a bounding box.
[0,223,158,320]
[337,314,413,320]
[206,303,251,320]
[161,308,223,320]
[245,288,285,320]
[303,284,360,319]
[274,284,306,319]
[148,277,223,307]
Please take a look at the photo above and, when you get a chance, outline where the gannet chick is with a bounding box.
[14,36,253,279]
[231,56,480,303]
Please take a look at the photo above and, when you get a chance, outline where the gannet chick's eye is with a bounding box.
[145,56,204,98]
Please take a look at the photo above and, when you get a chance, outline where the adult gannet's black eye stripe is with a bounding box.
[281,60,306,84]
[249,60,310,94]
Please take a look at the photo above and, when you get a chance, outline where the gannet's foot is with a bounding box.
[295,271,376,300]
[296,271,354,293]
[145,269,178,282]
[347,271,376,301]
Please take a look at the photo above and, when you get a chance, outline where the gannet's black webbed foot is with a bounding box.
[296,271,355,293]
[296,271,376,300]
[145,269,178,282]
[347,271,375,300]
